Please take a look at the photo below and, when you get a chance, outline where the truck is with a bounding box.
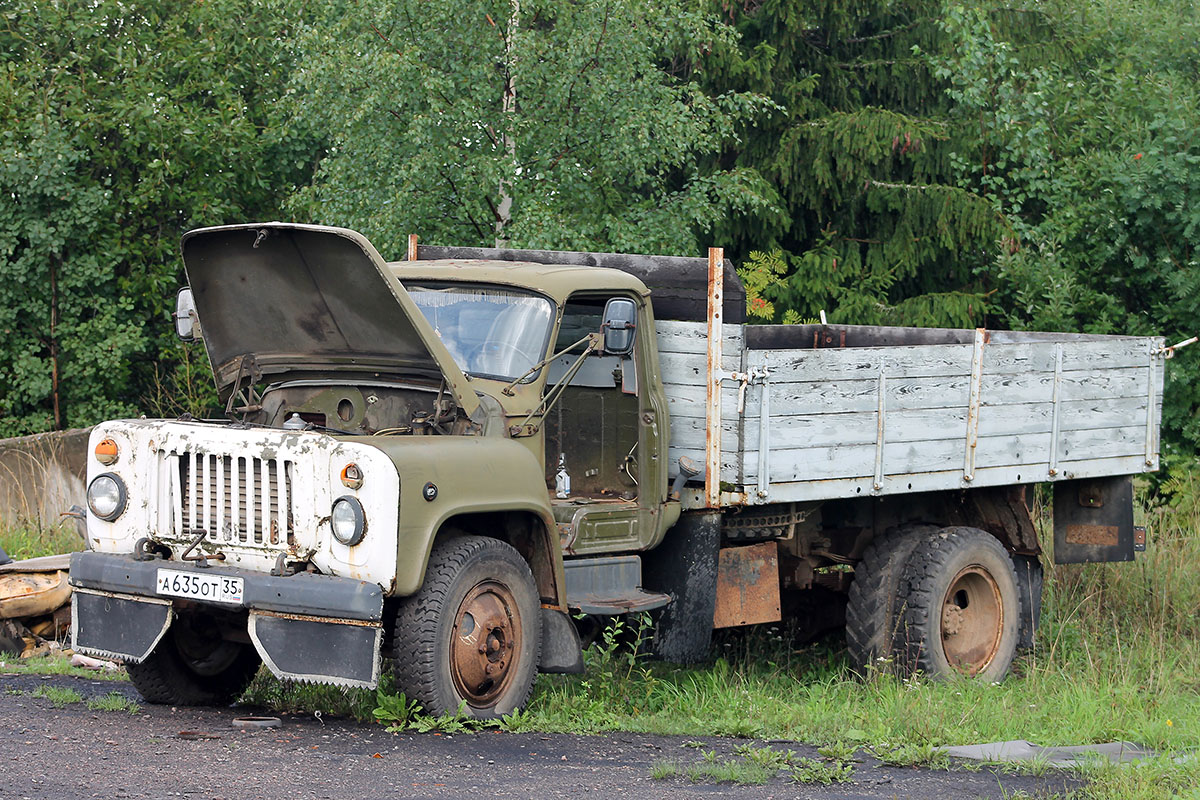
[70,222,1171,717]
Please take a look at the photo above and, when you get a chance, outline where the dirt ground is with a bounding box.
[0,672,1080,800]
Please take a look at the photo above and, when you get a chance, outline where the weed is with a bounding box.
[683,755,776,785]
[407,705,480,735]
[817,741,858,761]
[239,668,379,722]
[786,756,855,785]
[87,692,140,714]
[493,708,538,733]
[649,760,679,779]
[32,685,82,707]
[372,690,421,730]
[871,743,950,768]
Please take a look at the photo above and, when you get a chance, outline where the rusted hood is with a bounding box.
[181,223,478,415]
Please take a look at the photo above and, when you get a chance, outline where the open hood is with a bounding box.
[181,223,478,416]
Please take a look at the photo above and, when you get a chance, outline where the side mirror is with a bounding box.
[175,287,201,341]
[601,298,637,356]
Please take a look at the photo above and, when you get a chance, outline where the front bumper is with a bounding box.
[69,551,385,688]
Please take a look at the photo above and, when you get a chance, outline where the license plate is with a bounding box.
[156,569,244,605]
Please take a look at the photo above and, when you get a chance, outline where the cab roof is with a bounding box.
[387,259,651,304]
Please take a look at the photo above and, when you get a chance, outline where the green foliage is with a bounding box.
[0,0,320,435]
[931,0,1200,453]
[372,689,421,729]
[287,0,780,257]
[700,0,1000,328]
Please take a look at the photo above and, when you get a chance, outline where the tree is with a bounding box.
[698,0,1003,328]
[933,1,1200,453]
[286,0,780,257]
[0,0,320,434]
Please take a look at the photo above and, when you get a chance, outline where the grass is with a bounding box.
[86,692,140,714]
[0,653,127,681]
[32,685,82,707]
[0,519,84,561]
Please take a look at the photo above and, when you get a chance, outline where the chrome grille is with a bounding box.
[169,451,294,547]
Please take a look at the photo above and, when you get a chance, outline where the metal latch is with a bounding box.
[717,366,771,413]
[1133,525,1147,552]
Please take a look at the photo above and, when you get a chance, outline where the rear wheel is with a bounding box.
[126,612,260,705]
[845,524,939,673]
[895,527,1021,681]
[391,535,541,718]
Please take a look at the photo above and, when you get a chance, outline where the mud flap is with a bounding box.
[538,607,584,674]
[643,510,721,663]
[248,611,381,689]
[1052,476,1136,564]
[71,589,172,663]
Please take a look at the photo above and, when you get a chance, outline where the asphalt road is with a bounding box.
[0,672,1079,800]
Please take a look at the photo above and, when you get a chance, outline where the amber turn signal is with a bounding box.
[340,463,364,489]
[94,438,119,466]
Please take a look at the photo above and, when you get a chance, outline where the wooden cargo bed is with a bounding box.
[658,320,1166,508]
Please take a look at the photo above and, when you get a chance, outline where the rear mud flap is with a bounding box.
[248,611,381,689]
[71,589,172,663]
[1052,475,1136,564]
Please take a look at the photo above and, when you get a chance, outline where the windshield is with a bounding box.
[406,283,556,381]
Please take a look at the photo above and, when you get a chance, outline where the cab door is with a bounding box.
[543,293,677,555]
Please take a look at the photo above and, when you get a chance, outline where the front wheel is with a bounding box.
[126,612,261,705]
[895,527,1021,682]
[391,535,541,718]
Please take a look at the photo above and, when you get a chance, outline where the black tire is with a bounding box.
[895,526,1022,682]
[126,613,261,706]
[391,535,541,719]
[845,524,940,673]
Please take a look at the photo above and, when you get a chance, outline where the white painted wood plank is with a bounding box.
[659,351,742,383]
[749,338,1151,384]
[667,396,1152,455]
[681,453,1157,509]
[655,320,743,355]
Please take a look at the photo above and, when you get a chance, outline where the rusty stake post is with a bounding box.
[407,234,419,262]
[705,247,724,508]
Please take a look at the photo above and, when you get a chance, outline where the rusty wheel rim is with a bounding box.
[450,580,521,707]
[939,566,1003,676]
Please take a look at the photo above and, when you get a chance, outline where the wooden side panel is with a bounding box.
[655,321,1166,506]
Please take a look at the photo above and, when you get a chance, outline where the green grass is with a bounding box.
[32,685,82,707]
[0,653,127,681]
[86,692,140,714]
[0,522,84,560]
[651,744,855,786]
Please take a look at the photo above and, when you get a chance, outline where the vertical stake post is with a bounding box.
[705,247,724,509]
[407,234,419,262]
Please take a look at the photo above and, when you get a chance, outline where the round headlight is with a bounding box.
[87,473,127,521]
[331,496,365,546]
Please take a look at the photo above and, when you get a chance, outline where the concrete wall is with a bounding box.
[0,428,93,530]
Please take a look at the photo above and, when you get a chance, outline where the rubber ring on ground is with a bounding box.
[232,716,282,729]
